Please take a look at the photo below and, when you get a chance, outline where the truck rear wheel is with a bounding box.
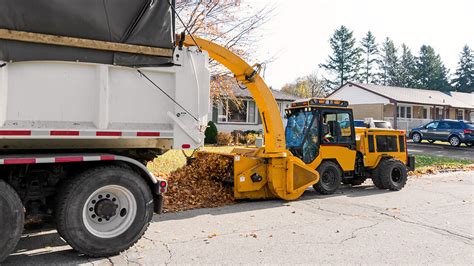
[313,161,342,195]
[0,180,24,262]
[56,166,154,257]
[379,159,408,191]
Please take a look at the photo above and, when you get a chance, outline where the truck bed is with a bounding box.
[0,48,210,150]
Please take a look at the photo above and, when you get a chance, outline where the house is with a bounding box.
[209,86,297,132]
[329,82,474,131]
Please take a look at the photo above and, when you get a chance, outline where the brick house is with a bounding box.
[329,82,474,131]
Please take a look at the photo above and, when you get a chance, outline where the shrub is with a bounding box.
[204,121,218,144]
[231,130,246,144]
[245,133,258,145]
[217,132,233,146]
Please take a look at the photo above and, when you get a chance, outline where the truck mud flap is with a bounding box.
[407,155,415,172]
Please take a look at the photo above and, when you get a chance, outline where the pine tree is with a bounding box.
[360,31,378,84]
[319,25,363,89]
[415,45,451,91]
[398,44,417,88]
[451,45,474,93]
[378,38,400,86]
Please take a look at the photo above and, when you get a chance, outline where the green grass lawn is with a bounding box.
[413,154,473,168]
[148,146,235,174]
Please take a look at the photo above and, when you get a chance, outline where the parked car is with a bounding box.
[409,120,474,147]
[354,119,393,129]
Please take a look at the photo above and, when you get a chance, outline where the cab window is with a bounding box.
[302,116,319,163]
[321,111,353,144]
[285,110,313,148]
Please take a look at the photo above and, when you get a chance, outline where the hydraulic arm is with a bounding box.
[182,36,319,200]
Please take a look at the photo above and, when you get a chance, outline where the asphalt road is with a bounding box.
[408,141,474,160]
[4,171,473,265]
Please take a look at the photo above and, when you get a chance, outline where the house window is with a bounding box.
[397,106,412,119]
[248,101,256,123]
[217,99,258,124]
[456,110,464,120]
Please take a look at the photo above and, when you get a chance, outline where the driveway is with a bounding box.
[408,141,473,160]
[4,171,473,265]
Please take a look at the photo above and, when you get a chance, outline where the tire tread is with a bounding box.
[56,165,153,257]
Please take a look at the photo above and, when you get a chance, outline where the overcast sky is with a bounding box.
[248,0,473,89]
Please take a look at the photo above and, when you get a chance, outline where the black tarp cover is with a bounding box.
[0,0,175,66]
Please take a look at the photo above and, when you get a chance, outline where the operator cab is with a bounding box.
[284,98,356,163]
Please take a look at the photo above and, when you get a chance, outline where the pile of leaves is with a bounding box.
[409,164,474,177]
[155,153,235,213]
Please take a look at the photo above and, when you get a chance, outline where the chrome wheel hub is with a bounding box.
[83,185,137,238]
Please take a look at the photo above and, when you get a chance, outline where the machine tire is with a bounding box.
[313,161,342,195]
[411,132,422,143]
[342,177,367,186]
[56,166,154,257]
[466,142,473,147]
[379,159,408,191]
[0,180,24,262]
[449,135,461,147]
[370,167,386,189]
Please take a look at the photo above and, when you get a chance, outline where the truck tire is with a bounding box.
[0,180,24,262]
[313,161,342,195]
[342,177,367,186]
[379,159,408,191]
[56,166,154,257]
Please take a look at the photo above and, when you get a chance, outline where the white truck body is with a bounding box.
[0,47,210,151]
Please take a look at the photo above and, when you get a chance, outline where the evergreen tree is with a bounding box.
[360,31,378,84]
[451,45,474,92]
[398,44,417,88]
[378,38,400,86]
[319,25,363,89]
[415,45,451,91]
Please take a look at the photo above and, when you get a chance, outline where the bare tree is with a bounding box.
[175,0,275,106]
[281,72,328,99]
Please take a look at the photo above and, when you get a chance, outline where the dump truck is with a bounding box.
[0,0,211,261]
[0,1,414,261]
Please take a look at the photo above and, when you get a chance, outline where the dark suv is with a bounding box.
[410,120,474,147]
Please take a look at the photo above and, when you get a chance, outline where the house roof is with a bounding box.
[335,82,473,109]
[449,91,474,108]
[231,85,298,101]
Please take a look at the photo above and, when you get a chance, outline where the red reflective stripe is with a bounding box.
[55,156,83,163]
[137,132,161,137]
[50,130,80,136]
[100,155,115,161]
[3,158,36,164]
[0,130,31,136]
[96,131,122,136]
[182,144,191,149]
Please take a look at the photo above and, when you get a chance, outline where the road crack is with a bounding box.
[378,212,473,244]
[337,222,380,244]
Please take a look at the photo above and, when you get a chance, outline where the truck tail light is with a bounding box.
[160,181,167,188]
